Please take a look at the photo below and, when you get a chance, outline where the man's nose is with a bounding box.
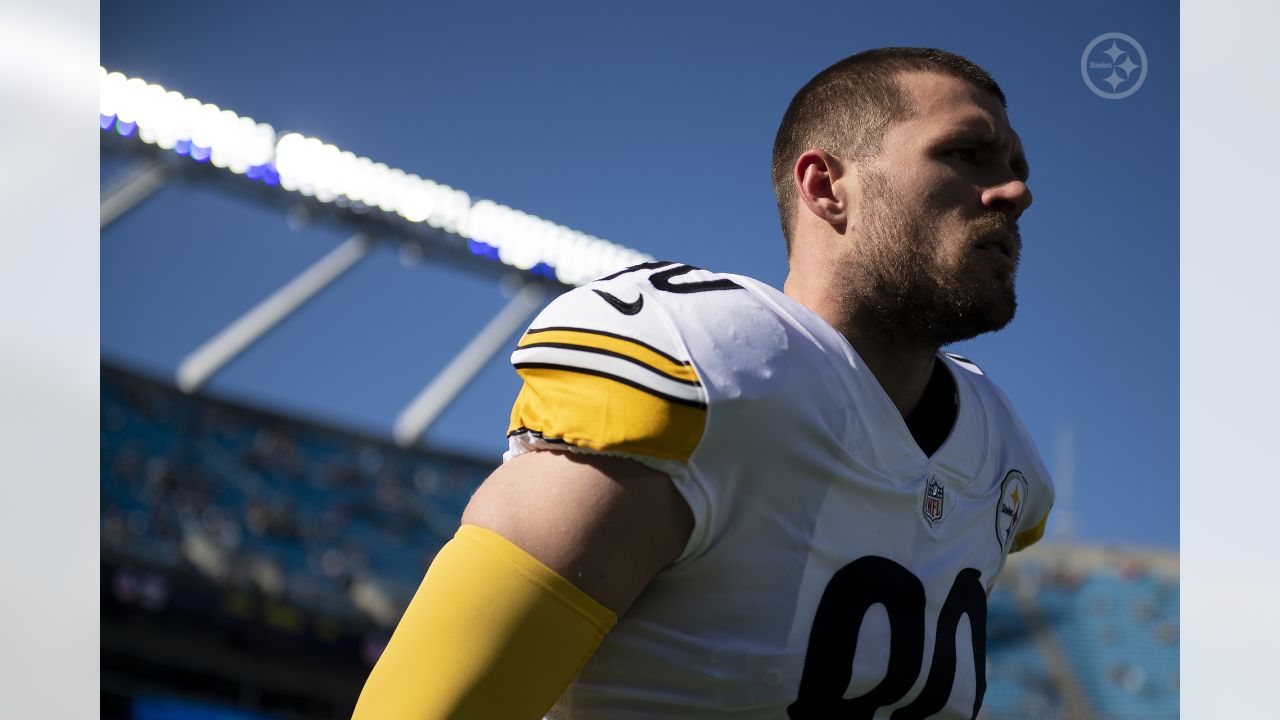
[981,179,1033,218]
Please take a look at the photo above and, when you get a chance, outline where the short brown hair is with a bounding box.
[771,48,1007,252]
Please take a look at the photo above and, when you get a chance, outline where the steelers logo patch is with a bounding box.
[995,470,1028,550]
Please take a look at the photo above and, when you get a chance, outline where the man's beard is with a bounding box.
[847,172,1019,348]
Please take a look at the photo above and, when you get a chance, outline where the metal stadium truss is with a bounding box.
[100,68,654,447]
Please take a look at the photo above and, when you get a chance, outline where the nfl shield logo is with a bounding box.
[923,477,945,527]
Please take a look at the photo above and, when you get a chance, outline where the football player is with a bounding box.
[353,47,1052,719]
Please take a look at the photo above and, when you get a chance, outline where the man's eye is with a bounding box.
[947,148,978,162]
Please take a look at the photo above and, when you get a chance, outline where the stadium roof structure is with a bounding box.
[100,68,653,448]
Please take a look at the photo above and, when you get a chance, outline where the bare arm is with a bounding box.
[352,449,694,719]
[462,449,694,615]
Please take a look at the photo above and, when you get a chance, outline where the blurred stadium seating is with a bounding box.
[993,545,1180,719]
[101,364,493,719]
[100,364,1177,719]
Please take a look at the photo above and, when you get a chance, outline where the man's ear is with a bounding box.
[793,149,849,233]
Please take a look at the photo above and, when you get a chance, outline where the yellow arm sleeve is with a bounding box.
[351,524,618,719]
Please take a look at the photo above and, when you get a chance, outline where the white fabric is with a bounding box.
[507,264,1054,719]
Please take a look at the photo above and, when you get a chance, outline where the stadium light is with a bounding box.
[100,68,653,285]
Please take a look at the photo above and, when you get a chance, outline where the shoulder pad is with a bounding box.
[507,264,716,463]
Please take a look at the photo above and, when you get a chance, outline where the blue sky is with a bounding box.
[100,1,1178,547]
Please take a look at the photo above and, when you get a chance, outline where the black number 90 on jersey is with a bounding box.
[788,557,987,719]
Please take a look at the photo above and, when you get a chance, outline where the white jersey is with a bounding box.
[505,262,1053,719]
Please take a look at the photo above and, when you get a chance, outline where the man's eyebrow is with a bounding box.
[939,122,1032,182]
[937,116,1000,140]
[935,125,999,144]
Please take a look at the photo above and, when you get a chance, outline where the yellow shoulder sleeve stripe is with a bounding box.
[1011,513,1048,552]
[519,326,699,383]
[352,525,617,720]
[509,365,706,463]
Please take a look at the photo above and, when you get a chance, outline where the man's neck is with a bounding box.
[836,317,940,421]
[784,272,938,420]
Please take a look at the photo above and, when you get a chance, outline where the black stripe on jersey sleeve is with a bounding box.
[516,341,702,386]
[523,326,692,367]
[512,362,708,410]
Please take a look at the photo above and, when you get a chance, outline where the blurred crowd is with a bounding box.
[101,367,492,629]
[985,549,1180,719]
